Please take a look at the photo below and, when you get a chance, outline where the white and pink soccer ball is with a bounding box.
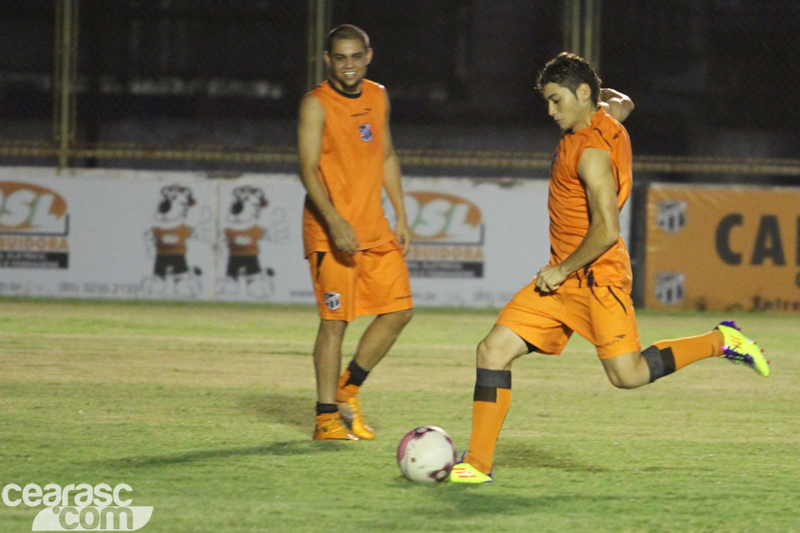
[397,426,456,482]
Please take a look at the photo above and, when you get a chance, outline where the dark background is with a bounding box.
[1,0,798,174]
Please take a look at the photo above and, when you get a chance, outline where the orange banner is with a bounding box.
[645,184,800,312]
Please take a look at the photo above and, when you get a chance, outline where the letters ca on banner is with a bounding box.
[0,181,70,269]
[645,184,800,312]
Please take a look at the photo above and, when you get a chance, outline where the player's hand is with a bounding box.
[599,88,634,123]
[394,219,412,255]
[328,215,359,254]
[535,264,566,293]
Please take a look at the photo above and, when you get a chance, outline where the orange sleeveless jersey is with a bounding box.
[549,108,633,290]
[302,79,394,256]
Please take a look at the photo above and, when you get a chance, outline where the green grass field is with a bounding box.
[0,298,798,532]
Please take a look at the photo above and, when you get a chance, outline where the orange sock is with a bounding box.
[654,330,724,371]
[464,369,512,475]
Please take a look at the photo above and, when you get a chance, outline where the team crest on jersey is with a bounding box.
[325,292,341,310]
[358,124,373,142]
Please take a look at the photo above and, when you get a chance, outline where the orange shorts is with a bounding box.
[307,240,413,322]
[497,278,641,359]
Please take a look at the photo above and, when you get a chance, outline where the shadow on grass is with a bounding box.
[494,440,612,473]
[265,348,311,356]
[389,478,624,519]
[494,440,708,474]
[97,392,341,469]
[436,491,623,517]
[102,440,352,468]
[239,391,312,430]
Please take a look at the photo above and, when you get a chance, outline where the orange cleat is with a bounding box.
[313,412,358,441]
[336,394,375,440]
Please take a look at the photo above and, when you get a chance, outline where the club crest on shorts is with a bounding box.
[358,124,373,142]
[325,292,341,310]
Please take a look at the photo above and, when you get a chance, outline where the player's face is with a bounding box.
[542,82,586,132]
[325,38,372,94]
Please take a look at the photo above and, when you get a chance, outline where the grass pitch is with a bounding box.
[0,298,798,532]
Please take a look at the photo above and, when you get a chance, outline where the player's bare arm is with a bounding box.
[599,88,634,123]
[297,93,359,254]
[381,97,412,255]
[535,147,620,293]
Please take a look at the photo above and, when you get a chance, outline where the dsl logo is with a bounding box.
[400,191,483,243]
[0,182,69,234]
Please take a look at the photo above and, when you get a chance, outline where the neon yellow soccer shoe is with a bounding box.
[716,320,770,377]
[448,462,493,484]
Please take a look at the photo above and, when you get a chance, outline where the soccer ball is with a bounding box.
[396,426,456,482]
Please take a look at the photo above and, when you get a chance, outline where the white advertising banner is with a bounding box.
[0,167,631,308]
[387,178,550,307]
[0,167,305,302]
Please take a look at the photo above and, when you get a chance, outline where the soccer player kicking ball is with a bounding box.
[449,52,769,483]
[298,25,414,441]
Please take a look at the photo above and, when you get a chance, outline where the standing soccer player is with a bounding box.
[450,52,769,482]
[298,25,414,441]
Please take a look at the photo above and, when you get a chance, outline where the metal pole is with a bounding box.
[584,0,595,66]
[307,0,331,92]
[54,0,78,170]
[563,0,579,55]
[53,0,63,165]
[563,0,602,68]
[585,0,602,70]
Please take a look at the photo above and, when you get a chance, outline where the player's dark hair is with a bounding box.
[325,24,370,53]
[537,52,602,106]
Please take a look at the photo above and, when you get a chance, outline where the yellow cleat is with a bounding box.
[448,462,493,484]
[313,413,358,441]
[336,396,375,440]
[716,320,770,378]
